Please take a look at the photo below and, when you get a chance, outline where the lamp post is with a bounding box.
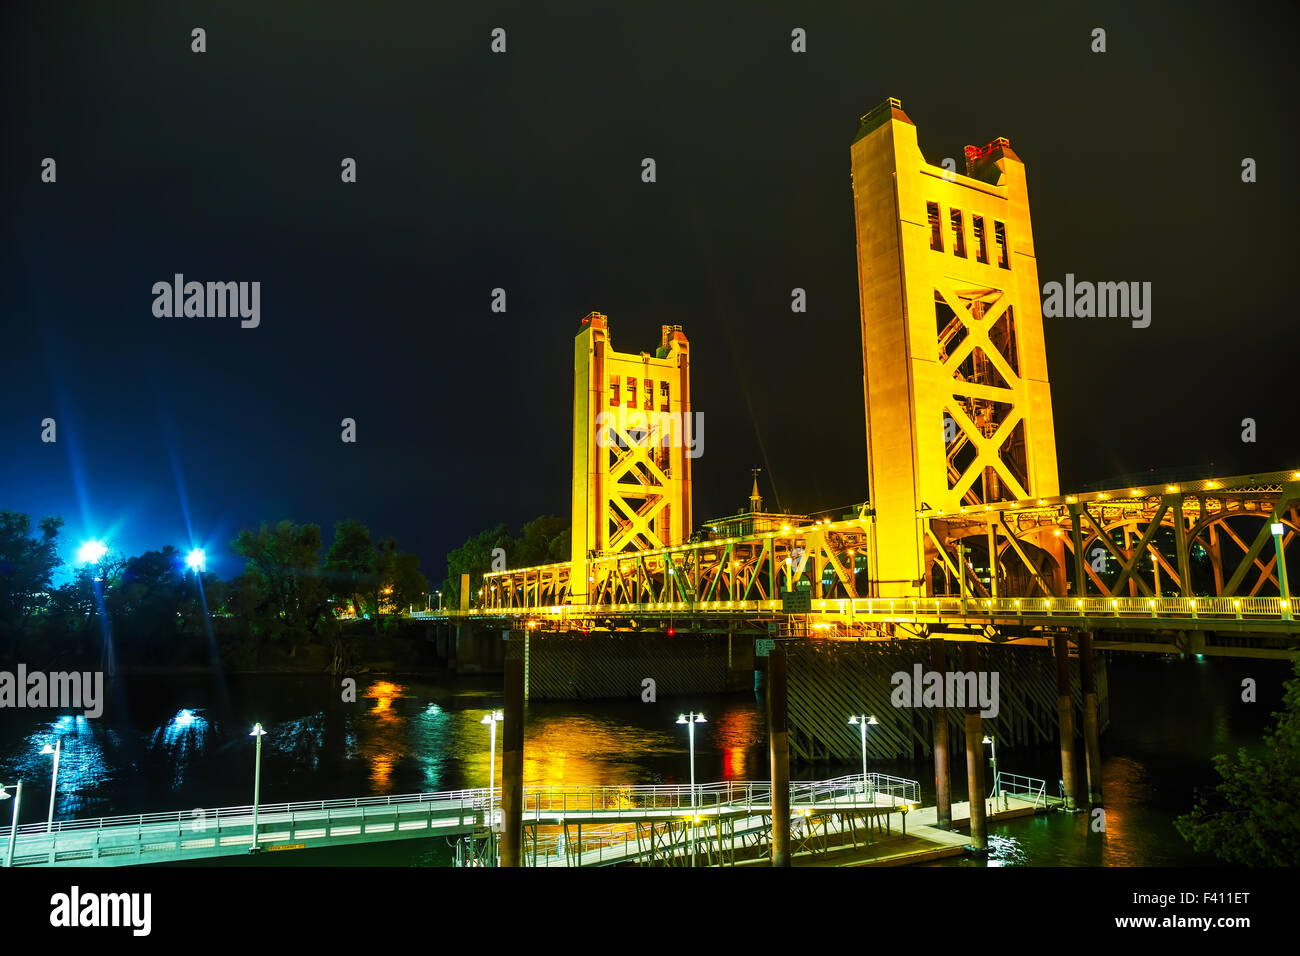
[249,723,266,851]
[676,712,706,866]
[1,781,22,867]
[1272,523,1291,621]
[983,734,999,799]
[40,740,61,832]
[481,710,503,830]
[848,715,878,801]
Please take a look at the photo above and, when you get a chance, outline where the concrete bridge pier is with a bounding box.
[501,635,524,867]
[1079,631,1104,808]
[931,638,952,829]
[962,644,987,852]
[768,642,791,867]
[1055,632,1080,811]
[454,625,506,674]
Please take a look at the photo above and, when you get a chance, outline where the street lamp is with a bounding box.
[1,781,21,867]
[848,715,879,800]
[481,710,503,829]
[676,712,706,867]
[76,539,107,566]
[249,723,266,851]
[40,740,61,831]
[983,734,999,798]
[676,712,707,809]
[185,548,206,573]
[1271,523,1291,621]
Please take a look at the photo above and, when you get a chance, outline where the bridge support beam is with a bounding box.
[768,642,791,867]
[1078,631,1104,808]
[962,644,987,852]
[931,639,952,829]
[500,637,525,867]
[1055,632,1080,811]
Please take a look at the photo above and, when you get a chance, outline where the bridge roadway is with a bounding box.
[0,773,917,867]
[415,595,1299,659]
[431,594,1294,632]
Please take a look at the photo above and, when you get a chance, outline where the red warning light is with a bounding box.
[666,627,676,636]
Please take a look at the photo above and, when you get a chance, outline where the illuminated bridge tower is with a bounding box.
[570,313,693,602]
[850,98,1060,597]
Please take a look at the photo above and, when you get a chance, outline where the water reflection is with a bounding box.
[152,708,211,788]
[984,833,1026,867]
[356,681,406,792]
[0,657,1285,868]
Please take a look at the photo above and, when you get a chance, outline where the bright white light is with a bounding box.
[76,540,107,565]
[186,548,206,572]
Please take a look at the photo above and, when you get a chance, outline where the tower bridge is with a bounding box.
[455,97,1296,660]
[419,99,1300,864]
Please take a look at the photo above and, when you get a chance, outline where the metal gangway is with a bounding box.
[1,773,918,868]
[989,771,1049,809]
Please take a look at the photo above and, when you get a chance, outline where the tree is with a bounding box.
[323,519,378,617]
[384,551,429,612]
[1175,659,1300,865]
[231,521,327,654]
[438,517,568,610]
[108,546,187,658]
[367,537,399,619]
[0,512,64,644]
[441,523,512,609]
[516,515,569,567]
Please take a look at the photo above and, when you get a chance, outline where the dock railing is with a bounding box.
[990,772,1047,808]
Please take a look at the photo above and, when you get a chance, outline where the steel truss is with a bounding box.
[484,519,871,612]
[924,471,1298,601]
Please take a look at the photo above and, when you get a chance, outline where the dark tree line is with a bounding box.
[0,510,428,669]
[439,515,569,609]
[1176,659,1300,865]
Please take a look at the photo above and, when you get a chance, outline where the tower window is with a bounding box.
[927,202,943,251]
[950,209,966,258]
[994,220,1010,269]
[973,216,988,263]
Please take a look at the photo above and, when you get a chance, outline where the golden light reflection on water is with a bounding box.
[1098,756,1145,866]
[524,715,662,788]
[359,681,406,792]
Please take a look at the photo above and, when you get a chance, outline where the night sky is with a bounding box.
[2,1,1296,583]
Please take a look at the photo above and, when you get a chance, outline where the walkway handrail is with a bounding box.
[0,773,919,840]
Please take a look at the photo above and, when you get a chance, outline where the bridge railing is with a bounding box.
[0,787,493,839]
[464,595,1291,621]
[1,774,917,846]
[846,595,1289,620]
[519,773,907,817]
[519,773,919,866]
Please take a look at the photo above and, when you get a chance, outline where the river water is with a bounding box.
[0,655,1287,867]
